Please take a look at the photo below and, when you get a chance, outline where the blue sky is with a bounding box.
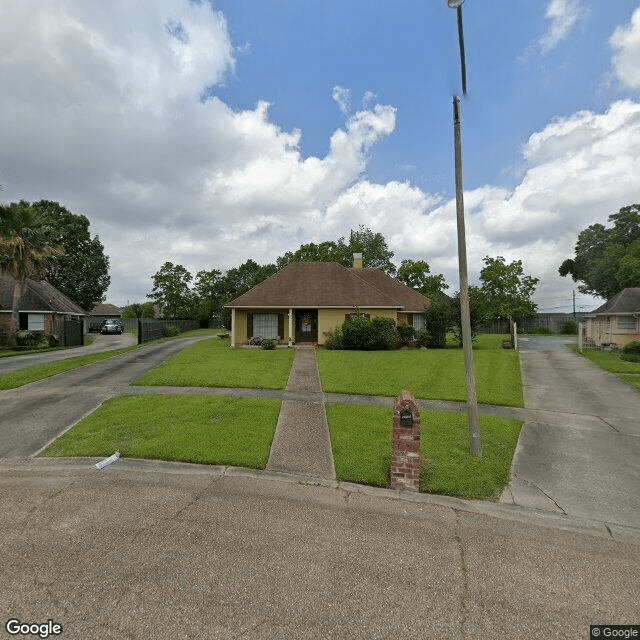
[1,0,640,312]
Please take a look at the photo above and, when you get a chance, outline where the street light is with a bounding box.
[446,0,482,457]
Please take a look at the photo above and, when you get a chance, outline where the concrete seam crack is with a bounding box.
[453,510,469,638]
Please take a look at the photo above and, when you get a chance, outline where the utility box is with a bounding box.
[391,390,421,491]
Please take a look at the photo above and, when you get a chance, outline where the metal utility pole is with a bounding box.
[447,0,482,457]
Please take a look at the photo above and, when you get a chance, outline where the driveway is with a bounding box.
[501,336,640,530]
[0,332,137,374]
[0,336,206,458]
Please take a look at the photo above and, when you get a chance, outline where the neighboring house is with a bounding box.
[89,302,122,332]
[584,288,640,347]
[225,256,432,347]
[0,273,86,346]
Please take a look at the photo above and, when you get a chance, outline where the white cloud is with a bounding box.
[610,6,640,89]
[332,86,351,116]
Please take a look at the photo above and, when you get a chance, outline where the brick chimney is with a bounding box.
[353,252,363,269]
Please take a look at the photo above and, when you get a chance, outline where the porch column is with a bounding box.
[289,308,293,347]
[230,308,235,348]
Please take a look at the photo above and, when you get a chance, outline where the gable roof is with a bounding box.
[0,273,86,315]
[225,262,431,310]
[590,288,640,315]
[90,303,122,317]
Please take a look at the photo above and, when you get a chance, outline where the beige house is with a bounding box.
[225,257,432,347]
[584,288,640,347]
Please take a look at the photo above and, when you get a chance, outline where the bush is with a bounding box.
[323,326,344,350]
[16,330,37,347]
[341,316,380,350]
[416,329,434,348]
[620,340,640,362]
[162,324,181,337]
[560,321,578,335]
[371,317,398,349]
[397,323,416,346]
[261,339,277,350]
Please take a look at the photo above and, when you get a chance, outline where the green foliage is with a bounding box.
[621,340,640,361]
[529,326,553,335]
[338,315,398,350]
[261,338,277,350]
[397,323,416,345]
[397,259,448,298]
[480,256,539,322]
[560,321,578,335]
[162,324,181,337]
[450,286,488,346]
[121,302,155,319]
[421,295,455,348]
[32,200,111,311]
[15,330,37,346]
[323,325,344,350]
[559,204,640,299]
[148,262,196,319]
[371,317,398,348]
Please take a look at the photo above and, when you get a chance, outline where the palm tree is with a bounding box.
[0,201,63,347]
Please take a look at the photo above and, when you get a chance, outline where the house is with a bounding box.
[584,288,640,347]
[89,302,122,332]
[0,272,86,346]
[224,255,432,347]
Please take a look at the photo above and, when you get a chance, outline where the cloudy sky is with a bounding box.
[1,0,640,312]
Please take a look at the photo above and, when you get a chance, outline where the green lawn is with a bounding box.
[40,395,281,468]
[569,344,640,392]
[317,334,523,407]
[133,337,296,390]
[326,404,522,499]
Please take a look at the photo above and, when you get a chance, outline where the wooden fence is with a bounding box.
[137,319,200,344]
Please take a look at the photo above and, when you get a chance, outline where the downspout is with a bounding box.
[288,308,293,347]
[230,308,235,348]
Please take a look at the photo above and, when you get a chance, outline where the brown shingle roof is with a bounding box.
[225,262,431,310]
[590,288,640,315]
[90,303,122,317]
[0,273,86,314]
[349,268,432,312]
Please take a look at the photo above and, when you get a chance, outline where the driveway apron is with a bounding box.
[501,340,640,529]
[266,347,336,479]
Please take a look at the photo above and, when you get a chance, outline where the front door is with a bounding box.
[295,309,318,343]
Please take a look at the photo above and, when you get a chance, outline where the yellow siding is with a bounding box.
[318,308,397,345]
[232,309,293,346]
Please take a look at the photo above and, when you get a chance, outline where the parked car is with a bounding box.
[100,319,123,335]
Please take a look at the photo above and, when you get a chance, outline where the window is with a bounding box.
[252,314,279,339]
[28,314,45,331]
[412,314,425,331]
[617,316,637,330]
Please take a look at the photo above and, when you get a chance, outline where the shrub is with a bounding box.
[620,340,640,362]
[16,330,37,347]
[560,320,578,335]
[261,339,277,350]
[371,317,398,349]
[323,326,344,350]
[162,324,181,337]
[416,329,434,348]
[341,316,379,350]
[397,323,416,346]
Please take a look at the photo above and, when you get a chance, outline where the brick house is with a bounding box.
[225,256,432,347]
[0,272,86,346]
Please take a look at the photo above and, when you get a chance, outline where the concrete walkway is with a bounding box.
[266,346,336,479]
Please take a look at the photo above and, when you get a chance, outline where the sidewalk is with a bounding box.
[266,346,336,479]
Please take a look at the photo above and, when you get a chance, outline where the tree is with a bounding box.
[559,204,640,299]
[346,225,396,274]
[480,256,539,322]
[397,259,449,298]
[147,262,195,319]
[29,200,111,311]
[0,202,63,347]
[420,294,455,348]
[121,302,155,319]
[193,268,222,325]
[451,286,488,346]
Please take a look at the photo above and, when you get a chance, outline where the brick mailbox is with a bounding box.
[391,390,421,491]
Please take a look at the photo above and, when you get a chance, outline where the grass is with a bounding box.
[569,344,640,392]
[326,403,523,499]
[133,337,296,390]
[317,334,523,407]
[40,395,281,468]
[0,329,220,390]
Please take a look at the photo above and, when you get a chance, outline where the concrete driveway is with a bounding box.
[501,336,640,530]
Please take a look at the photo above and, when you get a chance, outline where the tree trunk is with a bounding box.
[7,277,25,348]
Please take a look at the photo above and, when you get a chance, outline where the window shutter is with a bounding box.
[278,314,285,339]
[247,313,253,338]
